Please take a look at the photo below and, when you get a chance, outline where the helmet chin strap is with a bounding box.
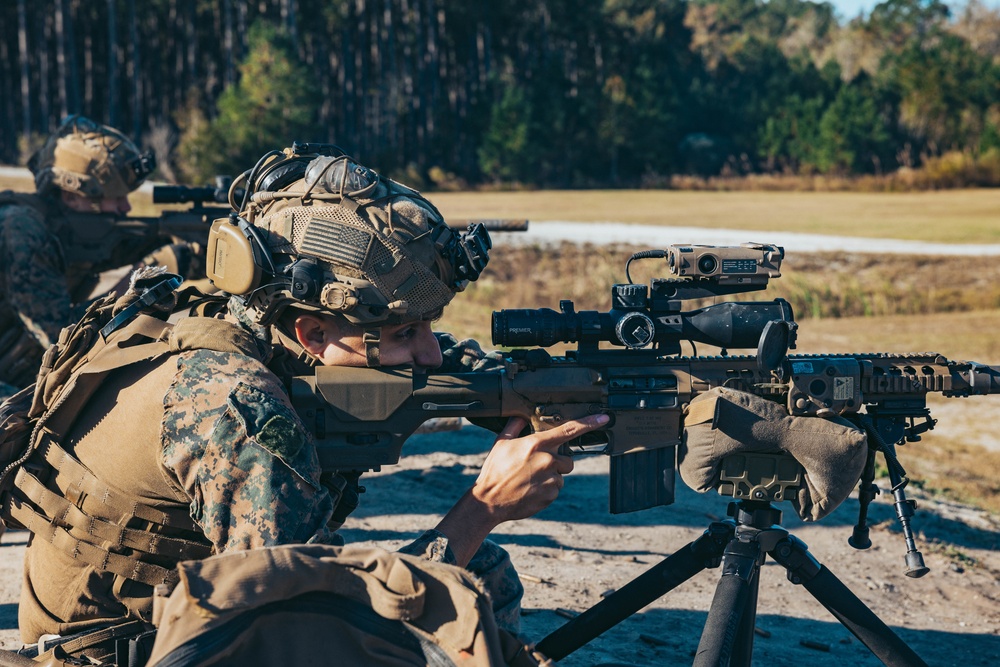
[272,323,321,368]
[274,315,381,368]
[363,328,381,368]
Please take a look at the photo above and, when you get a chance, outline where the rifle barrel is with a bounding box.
[968,362,1000,394]
[448,219,529,232]
[152,185,220,204]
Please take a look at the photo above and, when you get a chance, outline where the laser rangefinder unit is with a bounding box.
[666,242,783,282]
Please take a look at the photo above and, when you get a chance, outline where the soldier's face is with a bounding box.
[60,191,132,215]
[294,314,444,370]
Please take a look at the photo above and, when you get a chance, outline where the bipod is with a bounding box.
[534,499,928,667]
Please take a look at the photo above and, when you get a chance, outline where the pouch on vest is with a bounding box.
[0,384,37,529]
[146,544,542,667]
[680,387,868,521]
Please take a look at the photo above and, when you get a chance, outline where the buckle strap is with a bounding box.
[100,276,182,340]
[6,498,179,588]
[14,467,212,561]
[364,328,381,368]
[57,619,151,657]
[38,437,198,532]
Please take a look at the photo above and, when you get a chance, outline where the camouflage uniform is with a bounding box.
[20,145,523,657]
[19,314,523,645]
[0,115,156,402]
[0,199,88,401]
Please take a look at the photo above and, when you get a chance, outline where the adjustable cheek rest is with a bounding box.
[206,218,263,295]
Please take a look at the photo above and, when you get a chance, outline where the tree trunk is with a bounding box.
[282,0,298,44]
[83,33,92,111]
[55,0,69,118]
[128,0,141,140]
[1,37,14,162]
[185,0,196,93]
[64,0,80,113]
[17,0,31,138]
[107,0,118,128]
[38,12,51,131]
[223,0,235,87]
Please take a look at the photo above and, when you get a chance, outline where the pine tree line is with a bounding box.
[0,0,998,187]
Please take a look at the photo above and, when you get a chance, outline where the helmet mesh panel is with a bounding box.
[262,201,457,321]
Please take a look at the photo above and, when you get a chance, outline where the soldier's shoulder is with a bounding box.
[171,347,285,403]
[0,196,53,248]
[163,347,319,494]
[163,347,298,459]
[0,199,47,227]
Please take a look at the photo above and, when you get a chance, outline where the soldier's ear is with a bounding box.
[293,314,334,355]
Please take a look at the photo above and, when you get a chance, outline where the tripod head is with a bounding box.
[714,450,929,577]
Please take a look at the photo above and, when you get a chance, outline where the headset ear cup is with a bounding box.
[206,218,263,294]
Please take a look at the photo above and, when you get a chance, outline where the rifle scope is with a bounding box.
[153,175,233,205]
[493,296,794,351]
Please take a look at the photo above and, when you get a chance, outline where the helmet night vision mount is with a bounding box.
[493,242,793,360]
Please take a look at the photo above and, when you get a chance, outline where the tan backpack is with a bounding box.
[146,544,543,667]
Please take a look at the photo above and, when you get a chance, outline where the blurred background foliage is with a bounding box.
[1,0,999,189]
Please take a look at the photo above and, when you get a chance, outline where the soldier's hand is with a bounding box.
[472,414,610,524]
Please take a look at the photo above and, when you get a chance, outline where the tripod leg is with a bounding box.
[534,523,732,662]
[729,563,760,667]
[693,537,764,667]
[770,535,929,667]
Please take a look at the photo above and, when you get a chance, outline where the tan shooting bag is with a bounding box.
[681,387,868,521]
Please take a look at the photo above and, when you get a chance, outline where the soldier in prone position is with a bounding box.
[7,146,606,664]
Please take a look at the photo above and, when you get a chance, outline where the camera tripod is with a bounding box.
[534,498,928,667]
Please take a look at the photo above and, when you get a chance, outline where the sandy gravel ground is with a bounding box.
[2,425,998,666]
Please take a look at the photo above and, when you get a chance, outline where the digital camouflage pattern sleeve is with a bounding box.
[0,204,78,349]
[161,349,340,552]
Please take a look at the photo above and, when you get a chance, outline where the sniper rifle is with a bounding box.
[290,243,1000,577]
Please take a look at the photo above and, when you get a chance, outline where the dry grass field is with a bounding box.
[429,189,1000,244]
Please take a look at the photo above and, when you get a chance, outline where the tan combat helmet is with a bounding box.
[28,115,156,199]
[206,145,491,364]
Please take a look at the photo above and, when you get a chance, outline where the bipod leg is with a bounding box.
[534,522,733,662]
[692,531,766,667]
[769,534,928,667]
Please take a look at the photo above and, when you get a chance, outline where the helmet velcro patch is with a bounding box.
[300,216,372,270]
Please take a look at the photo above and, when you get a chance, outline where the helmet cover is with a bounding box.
[28,115,156,199]
[222,151,490,327]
